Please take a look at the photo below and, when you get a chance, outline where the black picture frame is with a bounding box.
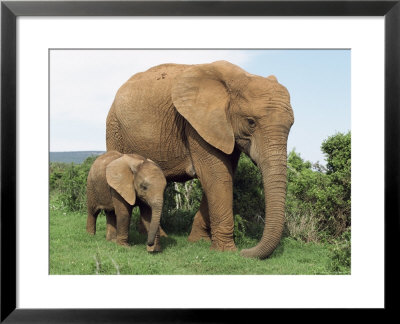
[1,0,399,322]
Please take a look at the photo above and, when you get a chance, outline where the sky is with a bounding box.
[50,49,350,165]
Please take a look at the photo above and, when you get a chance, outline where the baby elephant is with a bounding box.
[86,151,167,251]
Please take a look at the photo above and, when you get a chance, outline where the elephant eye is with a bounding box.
[247,118,256,127]
[140,183,148,191]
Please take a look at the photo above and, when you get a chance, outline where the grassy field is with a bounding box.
[50,194,346,275]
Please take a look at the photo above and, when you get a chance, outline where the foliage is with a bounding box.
[160,209,195,235]
[233,154,265,239]
[160,180,202,235]
[285,150,329,241]
[49,162,68,191]
[283,209,321,243]
[328,228,351,273]
[51,156,97,212]
[321,132,351,230]
[162,180,202,213]
[285,131,351,241]
[233,214,256,246]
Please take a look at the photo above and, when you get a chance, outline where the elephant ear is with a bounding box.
[106,155,144,205]
[171,62,235,155]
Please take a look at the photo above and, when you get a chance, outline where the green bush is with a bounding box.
[51,156,97,212]
[329,228,351,273]
[321,132,351,232]
[285,150,329,241]
[160,209,195,235]
[285,131,351,241]
[233,154,264,240]
[233,214,255,246]
[49,162,68,191]
[160,180,202,234]
[163,180,202,213]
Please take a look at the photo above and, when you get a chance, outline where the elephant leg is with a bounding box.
[137,218,147,235]
[139,204,162,252]
[105,210,117,242]
[111,191,132,247]
[187,138,237,252]
[198,172,236,251]
[188,194,211,242]
[86,207,100,235]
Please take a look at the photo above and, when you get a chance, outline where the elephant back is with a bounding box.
[108,64,192,173]
[127,63,191,83]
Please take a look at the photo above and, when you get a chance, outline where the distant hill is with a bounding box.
[50,151,105,164]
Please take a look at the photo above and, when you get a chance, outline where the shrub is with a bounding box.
[233,154,264,239]
[285,150,330,241]
[283,209,321,243]
[163,180,202,213]
[285,131,351,241]
[53,156,97,212]
[160,209,195,235]
[233,214,256,246]
[329,228,351,273]
[160,179,202,234]
[321,132,351,233]
[49,162,68,191]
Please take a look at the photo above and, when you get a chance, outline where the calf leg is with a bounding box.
[86,207,100,235]
[111,190,133,247]
[105,210,117,242]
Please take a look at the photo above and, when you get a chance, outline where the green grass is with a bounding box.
[50,194,348,275]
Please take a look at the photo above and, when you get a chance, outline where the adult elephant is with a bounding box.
[106,60,294,259]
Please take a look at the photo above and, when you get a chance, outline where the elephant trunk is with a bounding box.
[147,202,163,247]
[241,127,289,259]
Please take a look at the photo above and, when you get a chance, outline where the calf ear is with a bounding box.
[106,155,143,205]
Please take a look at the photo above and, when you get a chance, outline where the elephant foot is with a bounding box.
[146,243,162,253]
[188,228,211,242]
[86,229,96,235]
[210,240,237,252]
[188,234,211,243]
[106,236,117,243]
[116,241,130,247]
[106,233,117,241]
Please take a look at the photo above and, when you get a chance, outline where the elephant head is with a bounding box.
[106,155,167,248]
[172,61,294,259]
